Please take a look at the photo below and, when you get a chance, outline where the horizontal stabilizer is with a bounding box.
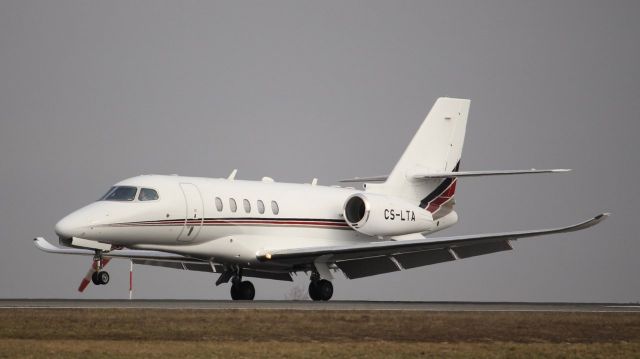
[340,168,570,183]
[410,168,570,179]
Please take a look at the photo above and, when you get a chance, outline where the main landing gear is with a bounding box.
[218,266,255,300]
[308,273,333,301]
[230,280,255,300]
[91,250,110,285]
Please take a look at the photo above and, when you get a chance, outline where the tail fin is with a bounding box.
[367,97,470,217]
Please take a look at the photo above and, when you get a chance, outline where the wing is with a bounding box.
[257,213,608,279]
[34,237,193,262]
[130,258,292,281]
[34,237,293,282]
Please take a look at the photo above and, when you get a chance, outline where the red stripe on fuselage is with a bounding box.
[109,218,350,229]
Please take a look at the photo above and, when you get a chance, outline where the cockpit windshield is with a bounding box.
[100,186,138,201]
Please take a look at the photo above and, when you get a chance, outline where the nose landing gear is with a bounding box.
[91,250,110,286]
[91,270,110,285]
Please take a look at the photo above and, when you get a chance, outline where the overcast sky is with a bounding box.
[1,1,637,301]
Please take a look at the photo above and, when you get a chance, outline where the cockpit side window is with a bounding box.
[139,188,159,201]
[102,186,138,201]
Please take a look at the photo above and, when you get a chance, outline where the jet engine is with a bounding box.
[343,193,436,237]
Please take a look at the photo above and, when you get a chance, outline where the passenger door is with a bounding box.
[178,183,204,242]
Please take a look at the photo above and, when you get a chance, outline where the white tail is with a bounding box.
[367,97,470,218]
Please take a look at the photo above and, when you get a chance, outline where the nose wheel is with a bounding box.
[91,271,110,285]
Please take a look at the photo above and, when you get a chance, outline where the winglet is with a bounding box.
[594,212,611,221]
[227,169,238,180]
[34,237,56,251]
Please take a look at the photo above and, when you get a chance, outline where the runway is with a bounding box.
[1,299,639,312]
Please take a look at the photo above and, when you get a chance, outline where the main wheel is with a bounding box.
[97,271,109,285]
[309,280,333,301]
[238,281,255,300]
[230,283,240,300]
[230,281,255,300]
[316,279,333,301]
[308,281,321,301]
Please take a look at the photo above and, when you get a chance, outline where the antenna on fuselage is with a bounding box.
[227,169,238,181]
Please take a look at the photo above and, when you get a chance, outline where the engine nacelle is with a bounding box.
[343,193,437,237]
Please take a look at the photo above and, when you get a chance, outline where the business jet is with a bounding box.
[34,98,608,300]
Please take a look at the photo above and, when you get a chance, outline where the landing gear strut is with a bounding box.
[91,250,110,285]
[308,273,333,301]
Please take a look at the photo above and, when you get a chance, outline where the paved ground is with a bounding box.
[1,299,639,312]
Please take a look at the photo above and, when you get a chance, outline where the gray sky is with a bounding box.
[1,1,638,301]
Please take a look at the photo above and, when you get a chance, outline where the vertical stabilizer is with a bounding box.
[367,97,470,218]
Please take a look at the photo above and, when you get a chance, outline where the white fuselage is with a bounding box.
[54,174,457,270]
[56,175,363,267]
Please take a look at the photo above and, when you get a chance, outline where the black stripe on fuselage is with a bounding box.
[126,217,347,224]
[110,217,350,229]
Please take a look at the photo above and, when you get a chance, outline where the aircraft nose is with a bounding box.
[54,212,85,239]
[54,202,114,241]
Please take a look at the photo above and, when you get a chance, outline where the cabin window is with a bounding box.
[215,197,223,211]
[257,200,265,214]
[271,200,279,215]
[243,199,251,213]
[229,198,237,213]
[101,186,138,201]
[138,188,159,201]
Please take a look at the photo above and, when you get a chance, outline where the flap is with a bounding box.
[393,248,455,269]
[336,256,400,279]
[451,241,512,259]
